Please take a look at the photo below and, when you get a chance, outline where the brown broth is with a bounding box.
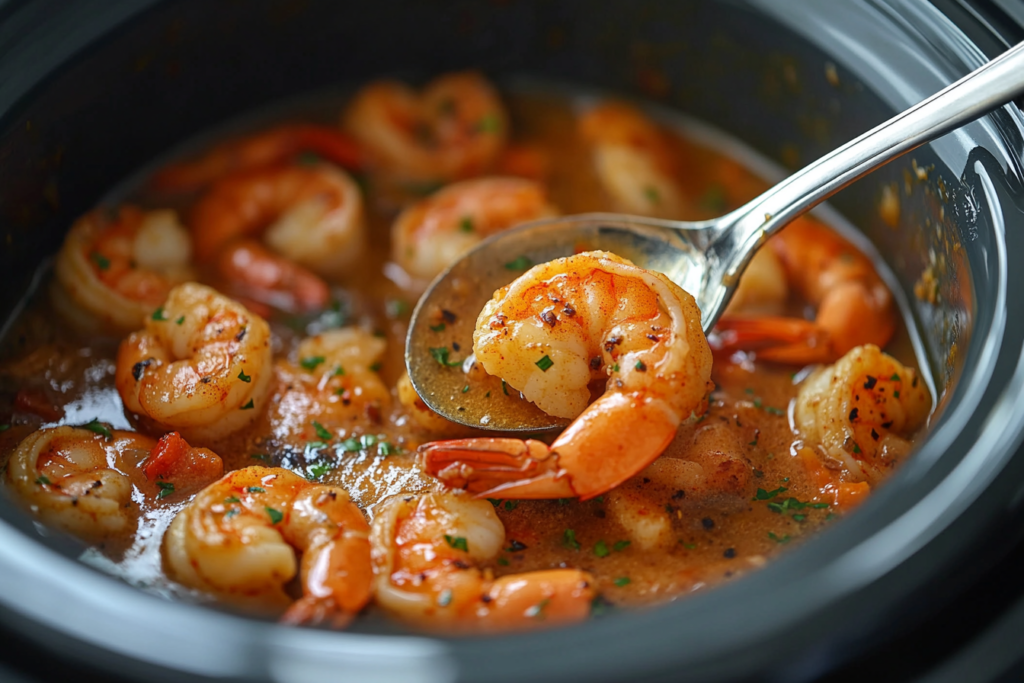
[0,84,928,617]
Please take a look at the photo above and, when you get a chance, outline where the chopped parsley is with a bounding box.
[753,487,789,501]
[35,475,50,486]
[497,557,510,566]
[444,534,469,552]
[611,363,620,372]
[563,528,581,551]
[385,298,409,319]
[462,385,470,393]
[341,438,362,452]
[250,453,271,463]
[476,113,501,133]
[224,508,239,519]
[504,500,518,512]
[369,362,383,372]
[312,421,333,441]
[151,307,168,321]
[90,252,111,270]
[644,186,661,204]
[247,486,265,494]
[768,532,791,544]
[84,419,113,440]
[594,540,610,558]
[635,360,647,372]
[613,540,631,552]
[429,323,446,332]
[265,506,283,525]
[300,355,326,371]
[237,370,251,383]
[765,406,785,416]
[308,462,332,480]
[501,379,509,395]
[360,434,377,448]
[332,366,345,376]
[535,355,554,372]
[429,347,461,367]
[459,216,474,233]
[890,372,901,381]
[613,577,631,587]
[378,441,400,456]
[504,255,533,271]
[525,598,549,620]
[156,481,175,499]
[224,496,241,503]
[175,315,185,325]
[240,399,255,410]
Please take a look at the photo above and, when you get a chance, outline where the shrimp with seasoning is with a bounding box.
[579,102,689,219]
[344,71,508,184]
[714,217,897,364]
[115,283,272,443]
[392,177,557,282]
[151,123,363,194]
[190,163,366,280]
[269,328,391,444]
[163,466,371,627]
[371,491,594,630]
[420,251,713,500]
[795,344,931,486]
[5,425,221,541]
[52,207,194,333]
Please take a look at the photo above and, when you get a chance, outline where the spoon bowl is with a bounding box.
[407,41,1024,432]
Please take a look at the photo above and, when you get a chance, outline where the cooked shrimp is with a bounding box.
[715,217,897,364]
[795,344,931,483]
[579,102,688,218]
[269,328,391,444]
[371,491,594,630]
[420,251,713,500]
[163,466,372,626]
[344,71,508,183]
[52,207,194,332]
[5,425,221,541]
[115,283,273,443]
[214,239,330,314]
[151,123,363,193]
[392,177,557,281]
[190,163,366,278]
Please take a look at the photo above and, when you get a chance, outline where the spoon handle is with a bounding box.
[714,40,1024,296]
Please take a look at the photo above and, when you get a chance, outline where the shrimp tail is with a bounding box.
[418,438,575,499]
[152,124,364,193]
[714,315,833,364]
[280,596,354,629]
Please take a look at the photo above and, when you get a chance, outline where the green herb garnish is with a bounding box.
[151,307,168,321]
[156,481,175,499]
[313,421,333,441]
[535,355,554,372]
[238,370,251,383]
[563,528,581,551]
[300,356,326,371]
[84,419,113,440]
[429,347,461,367]
[614,577,631,587]
[265,506,283,525]
[594,540,610,558]
[504,255,533,270]
[444,535,469,552]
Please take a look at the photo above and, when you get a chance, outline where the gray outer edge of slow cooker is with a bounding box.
[0,2,1021,683]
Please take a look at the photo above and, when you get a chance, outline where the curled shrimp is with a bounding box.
[115,283,273,443]
[151,123,363,194]
[579,102,688,219]
[52,207,194,333]
[391,177,557,282]
[163,466,372,626]
[214,239,331,315]
[715,217,897,364]
[344,71,508,184]
[795,344,931,483]
[420,251,713,500]
[371,491,594,631]
[269,328,391,443]
[190,163,366,279]
[4,426,221,541]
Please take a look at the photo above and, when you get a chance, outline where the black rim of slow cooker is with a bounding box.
[0,1,1023,682]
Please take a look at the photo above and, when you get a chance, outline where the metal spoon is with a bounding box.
[406,41,1024,432]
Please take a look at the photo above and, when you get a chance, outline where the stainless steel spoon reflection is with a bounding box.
[406,41,1024,432]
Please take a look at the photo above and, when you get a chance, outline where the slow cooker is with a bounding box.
[1,1,1023,681]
